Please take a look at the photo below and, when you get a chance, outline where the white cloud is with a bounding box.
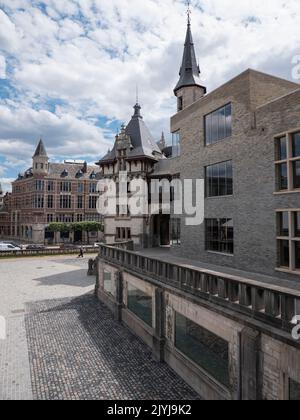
[0,55,6,79]
[0,0,299,186]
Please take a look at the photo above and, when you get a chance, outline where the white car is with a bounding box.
[0,243,22,252]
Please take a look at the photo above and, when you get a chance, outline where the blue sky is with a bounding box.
[0,0,300,192]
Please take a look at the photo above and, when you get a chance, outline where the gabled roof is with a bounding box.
[174,20,206,94]
[33,139,48,158]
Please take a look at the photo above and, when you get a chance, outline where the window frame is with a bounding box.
[205,218,234,256]
[205,160,233,198]
[275,132,300,193]
[276,209,300,275]
[204,103,232,146]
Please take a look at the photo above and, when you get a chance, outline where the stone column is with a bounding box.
[240,327,261,400]
[114,271,123,323]
[153,288,165,362]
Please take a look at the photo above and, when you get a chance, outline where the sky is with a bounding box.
[0,0,300,193]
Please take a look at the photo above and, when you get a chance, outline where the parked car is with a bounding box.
[0,243,22,252]
[2,241,23,249]
[26,244,46,251]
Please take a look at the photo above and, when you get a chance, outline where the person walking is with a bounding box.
[78,246,84,258]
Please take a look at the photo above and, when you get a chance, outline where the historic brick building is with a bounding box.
[96,13,300,400]
[0,140,103,244]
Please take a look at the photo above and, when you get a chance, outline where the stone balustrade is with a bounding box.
[99,244,300,331]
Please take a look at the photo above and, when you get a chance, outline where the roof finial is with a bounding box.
[187,0,191,25]
[136,84,139,104]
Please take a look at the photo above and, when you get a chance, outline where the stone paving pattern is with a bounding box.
[25,294,199,400]
[0,256,200,400]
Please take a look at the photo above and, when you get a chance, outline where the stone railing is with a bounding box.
[99,244,300,332]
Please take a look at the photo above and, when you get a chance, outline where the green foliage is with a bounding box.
[48,221,103,234]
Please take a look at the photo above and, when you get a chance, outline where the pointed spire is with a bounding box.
[174,4,206,95]
[33,139,48,158]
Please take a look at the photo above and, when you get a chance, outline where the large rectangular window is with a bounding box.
[206,161,233,197]
[275,133,300,192]
[277,210,300,273]
[175,313,230,388]
[77,196,83,209]
[60,195,72,209]
[47,195,54,209]
[89,196,97,209]
[60,181,71,193]
[127,284,153,327]
[172,131,181,158]
[205,104,232,146]
[205,218,234,255]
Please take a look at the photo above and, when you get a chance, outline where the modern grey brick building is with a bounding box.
[96,12,300,400]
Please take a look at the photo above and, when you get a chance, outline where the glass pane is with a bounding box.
[218,162,226,196]
[211,111,219,144]
[295,212,300,237]
[218,107,226,140]
[211,164,219,196]
[278,137,287,160]
[279,212,289,236]
[290,379,300,400]
[293,161,300,189]
[226,161,233,195]
[104,271,114,296]
[280,240,290,267]
[295,242,300,270]
[127,284,153,327]
[205,114,212,145]
[279,163,288,190]
[292,133,300,158]
[225,104,232,138]
[175,313,230,387]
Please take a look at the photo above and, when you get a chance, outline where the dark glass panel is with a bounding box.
[279,240,290,267]
[292,133,300,157]
[279,163,288,190]
[295,242,300,270]
[295,212,300,237]
[127,284,153,327]
[175,313,230,387]
[279,212,289,236]
[293,161,300,189]
[278,137,287,160]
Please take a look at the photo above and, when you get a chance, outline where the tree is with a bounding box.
[47,221,103,244]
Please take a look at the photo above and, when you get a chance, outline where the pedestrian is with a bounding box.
[78,246,84,258]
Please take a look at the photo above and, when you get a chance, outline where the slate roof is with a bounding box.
[174,21,206,94]
[33,139,48,158]
[100,104,162,164]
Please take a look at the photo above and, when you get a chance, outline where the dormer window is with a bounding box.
[76,170,83,178]
[61,169,68,177]
[90,171,96,179]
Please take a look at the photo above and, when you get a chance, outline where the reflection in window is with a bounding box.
[205,104,232,146]
[292,133,300,158]
[205,218,234,255]
[279,212,289,236]
[279,240,290,268]
[295,212,300,237]
[172,131,181,158]
[294,161,300,189]
[175,313,230,387]
[206,161,233,197]
[289,379,300,400]
[295,242,300,270]
[104,270,114,296]
[170,218,181,246]
[278,163,288,190]
[127,284,153,327]
[277,136,287,160]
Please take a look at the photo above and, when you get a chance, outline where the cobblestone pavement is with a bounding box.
[0,256,95,400]
[25,295,199,400]
[0,256,200,400]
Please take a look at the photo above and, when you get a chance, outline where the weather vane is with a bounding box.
[187,0,191,24]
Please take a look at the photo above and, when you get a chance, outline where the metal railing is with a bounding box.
[99,244,300,331]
